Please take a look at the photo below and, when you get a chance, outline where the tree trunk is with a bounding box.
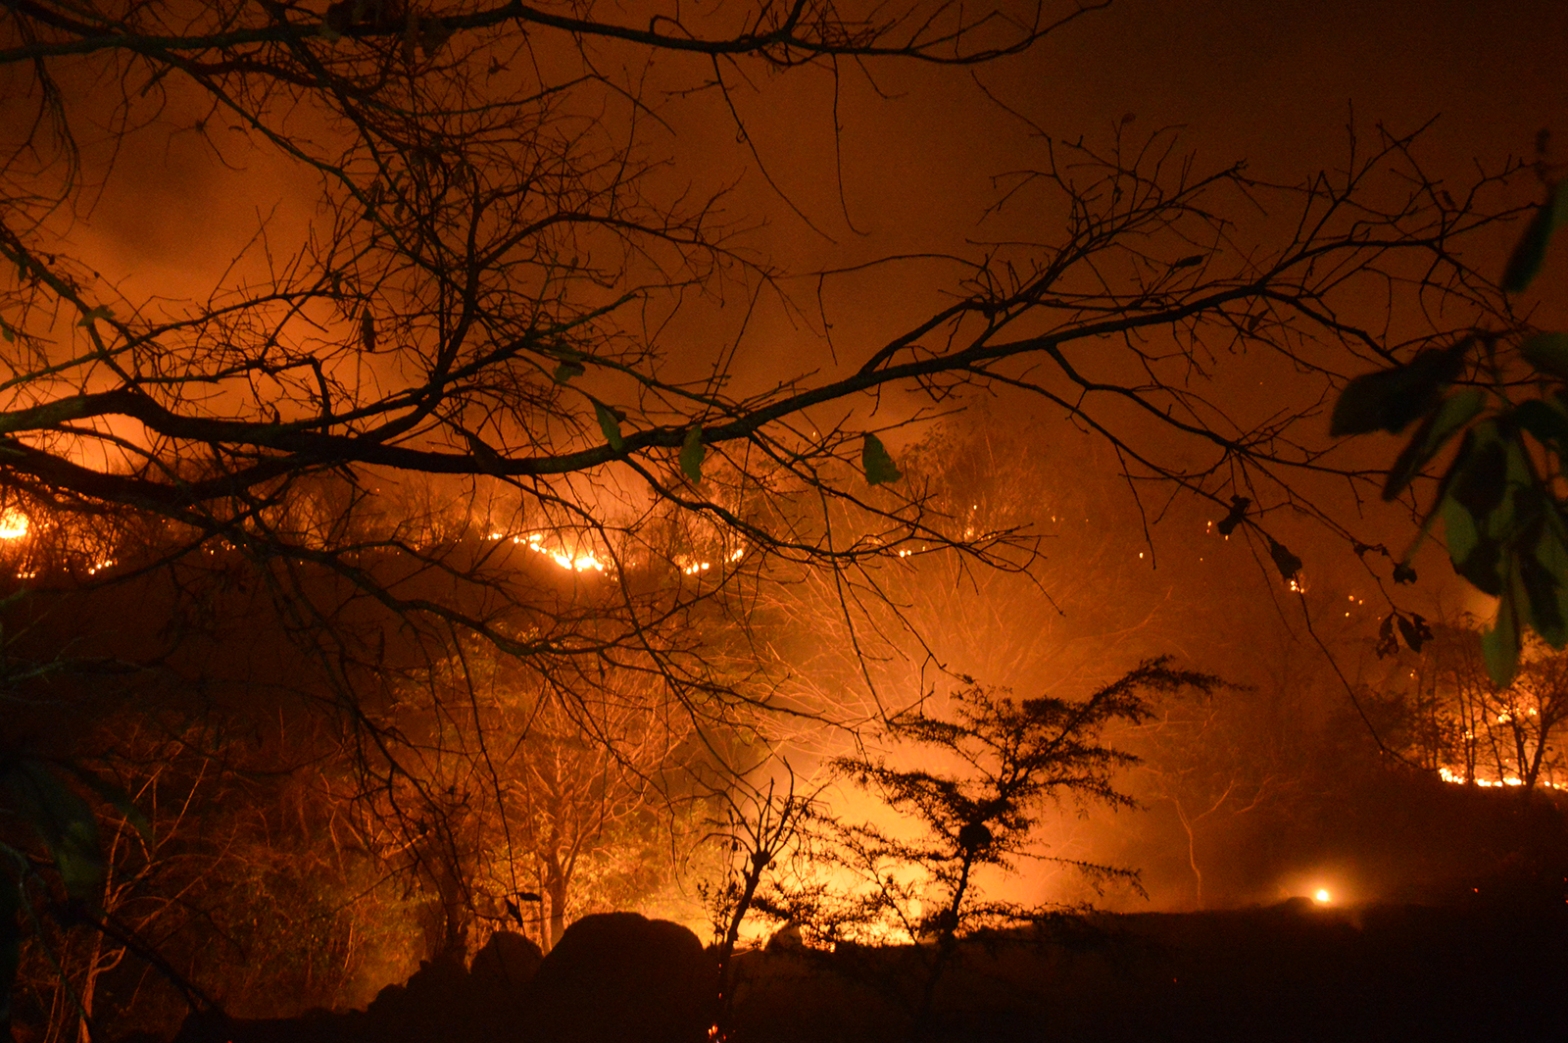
[545,866,569,951]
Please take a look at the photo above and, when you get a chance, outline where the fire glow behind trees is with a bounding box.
[1,0,1567,1038]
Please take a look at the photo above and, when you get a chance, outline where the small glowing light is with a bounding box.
[0,509,29,540]
[1313,889,1331,904]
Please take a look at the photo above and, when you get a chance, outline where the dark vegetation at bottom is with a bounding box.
[732,898,1568,1042]
[123,901,1568,1043]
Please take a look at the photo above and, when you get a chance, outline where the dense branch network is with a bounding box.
[0,1,1534,750]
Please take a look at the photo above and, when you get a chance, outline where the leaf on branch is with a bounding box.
[1216,495,1249,536]
[1376,613,1399,658]
[1396,612,1433,653]
[360,308,376,351]
[1447,426,1508,521]
[1521,332,1568,379]
[421,16,454,57]
[595,402,626,452]
[463,432,507,477]
[1392,561,1418,584]
[1382,387,1484,500]
[77,305,113,328]
[1503,180,1568,294]
[1454,537,1504,598]
[1513,397,1568,451]
[1329,339,1471,436]
[1520,547,1567,647]
[862,433,901,486]
[1168,254,1205,270]
[2,760,105,903]
[402,11,420,66]
[64,764,152,842]
[1482,594,1521,687]
[679,425,705,483]
[553,360,585,384]
[1267,537,1302,581]
[322,1,355,37]
[0,317,13,343]
[1439,492,1495,592]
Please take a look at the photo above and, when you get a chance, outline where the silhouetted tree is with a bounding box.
[759,659,1221,1029]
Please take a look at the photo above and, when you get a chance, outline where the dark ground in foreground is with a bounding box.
[153,898,1568,1043]
[731,898,1568,1042]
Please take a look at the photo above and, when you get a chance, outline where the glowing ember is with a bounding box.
[0,509,29,540]
[1313,888,1331,904]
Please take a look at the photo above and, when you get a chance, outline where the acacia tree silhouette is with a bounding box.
[748,658,1222,1032]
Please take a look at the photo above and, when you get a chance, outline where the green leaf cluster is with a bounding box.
[861,433,901,486]
[593,401,626,452]
[1331,180,1568,686]
[0,757,145,1023]
[679,425,705,483]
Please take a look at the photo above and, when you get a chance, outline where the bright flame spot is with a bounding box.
[1313,889,1331,904]
[0,509,29,540]
[504,532,607,574]
[549,550,604,572]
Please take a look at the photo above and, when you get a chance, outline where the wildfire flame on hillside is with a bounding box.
[0,509,28,540]
[1438,767,1568,791]
[489,531,606,572]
